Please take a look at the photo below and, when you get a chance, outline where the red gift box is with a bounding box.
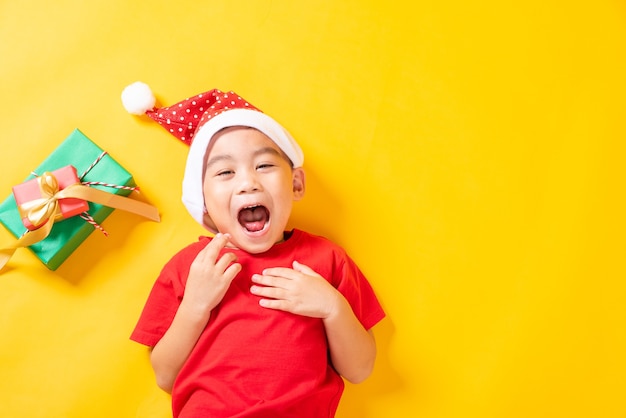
[12,165,89,231]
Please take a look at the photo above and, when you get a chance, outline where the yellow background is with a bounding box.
[1,1,625,417]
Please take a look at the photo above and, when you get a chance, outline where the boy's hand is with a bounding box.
[250,261,341,319]
[182,233,241,318]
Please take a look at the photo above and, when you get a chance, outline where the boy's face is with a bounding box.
[202,127,305,254]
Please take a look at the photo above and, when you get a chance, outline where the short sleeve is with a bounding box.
[335,255,386,331]
[130,273,181,347]
[130,239,206,347]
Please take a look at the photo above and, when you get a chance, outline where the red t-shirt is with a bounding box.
[131,229,385,417]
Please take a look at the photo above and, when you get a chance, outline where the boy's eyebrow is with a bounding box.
[205,147,284,170]
[205,154,234,170]
[254,147,284,159]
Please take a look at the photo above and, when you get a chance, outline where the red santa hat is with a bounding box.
[121,81,304,231]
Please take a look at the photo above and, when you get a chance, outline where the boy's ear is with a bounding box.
[292,167,306,200]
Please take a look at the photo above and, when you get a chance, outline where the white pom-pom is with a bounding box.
[121,81,156,115]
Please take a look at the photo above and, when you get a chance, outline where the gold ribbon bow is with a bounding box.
[18,171,66,228]
[1,171,160,271]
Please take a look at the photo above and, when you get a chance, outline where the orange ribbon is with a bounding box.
[1,171,160,271]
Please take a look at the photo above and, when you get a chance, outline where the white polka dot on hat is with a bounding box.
[121,81,304,231]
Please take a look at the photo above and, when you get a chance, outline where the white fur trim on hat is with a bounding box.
[181,108,304,231]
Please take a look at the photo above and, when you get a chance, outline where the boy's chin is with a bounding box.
[225,224,281,254]
[232,238,276,254]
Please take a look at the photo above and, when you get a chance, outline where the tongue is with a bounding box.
[239,207,268,232]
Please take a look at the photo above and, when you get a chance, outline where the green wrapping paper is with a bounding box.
[0,129,137,270]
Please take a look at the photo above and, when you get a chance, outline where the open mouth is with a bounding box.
[237,205,269,232]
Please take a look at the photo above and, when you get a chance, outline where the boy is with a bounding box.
[122,82,385,417]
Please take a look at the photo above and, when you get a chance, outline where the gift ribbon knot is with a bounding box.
[18,171,65,228]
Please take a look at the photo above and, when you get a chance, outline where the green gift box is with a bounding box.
[0,129,139,270]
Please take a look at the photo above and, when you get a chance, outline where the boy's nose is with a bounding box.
[237,171,261,194]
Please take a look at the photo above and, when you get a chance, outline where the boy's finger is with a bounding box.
[292,260,316,274]
[196,233,231,262]
[215,251,238,271]
[261,267,299,280]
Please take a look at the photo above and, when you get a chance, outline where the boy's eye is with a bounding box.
[257,163,275,170]
[216,169,234,177]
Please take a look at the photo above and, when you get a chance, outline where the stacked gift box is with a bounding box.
[0,128,159,271]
